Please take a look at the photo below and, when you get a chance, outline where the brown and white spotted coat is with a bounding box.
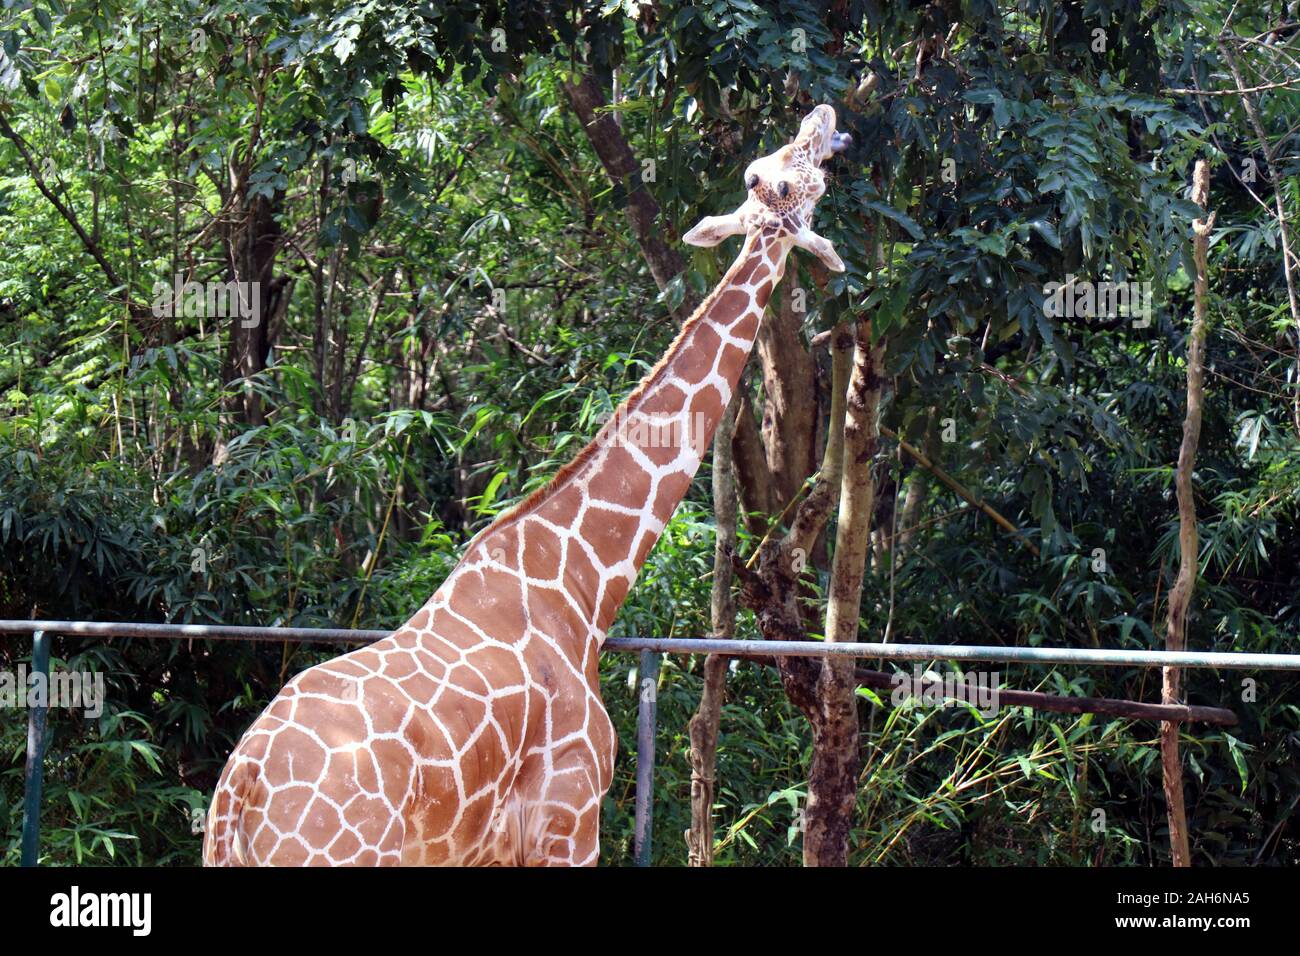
[203,104,849,867]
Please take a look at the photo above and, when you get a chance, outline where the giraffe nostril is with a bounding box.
[745,173,759,190]
[777,181,790,199]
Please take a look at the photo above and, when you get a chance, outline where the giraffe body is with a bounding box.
[203,609,612,865]
[204,104,848,866]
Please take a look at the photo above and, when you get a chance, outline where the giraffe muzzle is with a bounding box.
[796,104,851,163]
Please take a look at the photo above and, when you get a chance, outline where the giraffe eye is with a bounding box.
[745,173,759,190]
[777,180,790,198]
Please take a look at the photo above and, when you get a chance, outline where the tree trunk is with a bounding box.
[222,180,283,428]
[802,317,883,866]
[895,418,935,556]
[731,387,776,525]
[687,393,738,866]
[757,283,820,505]
[1161,159,1213,868]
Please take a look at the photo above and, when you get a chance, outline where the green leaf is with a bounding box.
[863,200,925,241]
[476,471,508,514]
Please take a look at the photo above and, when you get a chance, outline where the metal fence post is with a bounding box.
[633,649,660,867]
[21,630,50,867]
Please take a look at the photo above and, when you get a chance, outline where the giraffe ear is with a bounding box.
[793,227,845,273]
[683,213,746,248]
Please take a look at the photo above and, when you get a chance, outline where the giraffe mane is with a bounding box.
[463,229,770,552]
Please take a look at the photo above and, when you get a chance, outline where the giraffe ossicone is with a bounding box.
[203,103,849,867]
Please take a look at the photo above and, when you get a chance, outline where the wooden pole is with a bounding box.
[851,667,1236,726]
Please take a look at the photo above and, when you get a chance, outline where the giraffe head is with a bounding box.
[684,104,851,272]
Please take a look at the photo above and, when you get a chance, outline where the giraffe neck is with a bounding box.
[436,229,792,646]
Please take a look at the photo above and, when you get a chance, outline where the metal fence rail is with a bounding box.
[6,618,1300,867]
[7,619,1300,667]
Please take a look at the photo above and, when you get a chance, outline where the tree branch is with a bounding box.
[0,112,130,300]
[1217,40,1300,435]
[880,425,1041,558]
[561,73,694,318]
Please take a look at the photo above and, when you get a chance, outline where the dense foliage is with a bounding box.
[1,0,1297,865]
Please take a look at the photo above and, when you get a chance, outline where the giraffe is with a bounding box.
[203,103,851,866]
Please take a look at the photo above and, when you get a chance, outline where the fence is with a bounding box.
[6,618,1300,867]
